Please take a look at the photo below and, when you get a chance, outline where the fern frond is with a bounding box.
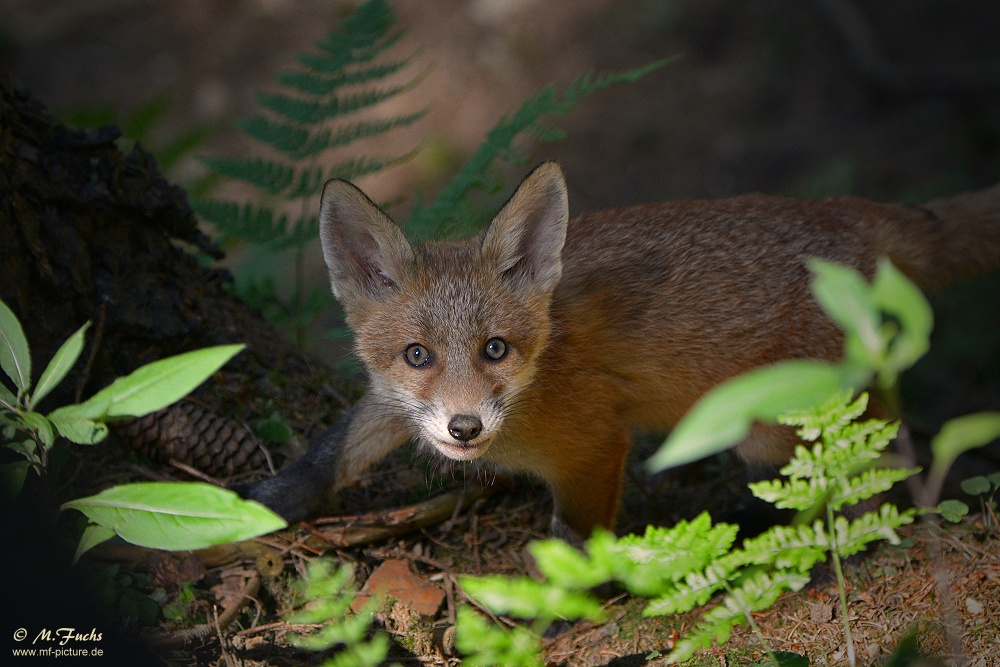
[234,117,310,154]
[312,26,405,62]
[738,522,830,572]
[406,59,671,240]
[643,562,736,618]
[294,110,429,159]
[664,570,811,663]
[201,156,295,196]
[833,465,920,511]
[297,31,405,72]
[256,76,423,125]
[779,390,866,442]
[277,58,415,94]
[192,200,290,246]
[609,514,739,597]
[830,504,917,558]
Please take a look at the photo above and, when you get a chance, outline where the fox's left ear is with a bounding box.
[481,161,569,293]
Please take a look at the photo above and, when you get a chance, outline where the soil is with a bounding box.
[2,1,1000,666]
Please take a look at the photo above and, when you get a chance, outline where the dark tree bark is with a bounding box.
[0,68,340,425]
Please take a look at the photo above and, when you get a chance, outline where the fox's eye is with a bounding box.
[483,337,508,361]
[404,343,431,367]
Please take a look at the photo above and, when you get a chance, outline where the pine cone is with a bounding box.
[115,402,269,476]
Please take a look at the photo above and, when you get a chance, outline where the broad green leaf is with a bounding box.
[936,499,969,523]
[459,575,605,622]
[455,606,544,667]
[0,299,31,393]
[529,538,610,589]
[61,482,287,551]
[0,381,15,410]
[871,258,932,383]
[648,360,866,471]
[960,476,991,496]
[0,460,31,497]
[70,344,245,419]
[32,321,90,408]
[20,411,55,448]
[72,523,116,565]
[808,259,881,367]
[931,412,1000,473]
[48,411,109,445]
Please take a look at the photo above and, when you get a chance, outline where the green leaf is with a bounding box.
[20,411,55,448]
[201,156,296,196]
[808,259,881,368]
[0,299,31,393]
[32,321,90,408]
[275,58,414,95]
[459,575,605,622]
[648,360,866,472]
[0,379,16,410]
[69,344,245,420]
[454,606,544,667]
[48,410,109,445]
[0,460,31,498]
[71,523,116,565]
[529,537,611,590]
[60,482,287,551]
[931,412,1000,473]
[960,476,991,496]
[936,499,969,523]
[257,412,293,444]
[871,258,932,378]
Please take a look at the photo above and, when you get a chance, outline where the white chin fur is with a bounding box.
[429,437,492,461]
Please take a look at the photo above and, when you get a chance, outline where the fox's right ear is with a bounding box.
[318,179,416,311]
[481,161,569,294]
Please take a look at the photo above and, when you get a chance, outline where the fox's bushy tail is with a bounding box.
[884,183,1000,292]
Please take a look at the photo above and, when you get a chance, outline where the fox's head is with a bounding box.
[318,162,569,462]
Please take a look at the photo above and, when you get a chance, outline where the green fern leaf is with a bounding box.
[294,110,429,159]
[739,522,830,572]
[201,156,296,196]
[234,117,309,154]
[830,504,917,558]
[310,30,405,68]
[191,200,289,246]
[664,570,810,663]
[277,59,415,94]
[256,79,419,125]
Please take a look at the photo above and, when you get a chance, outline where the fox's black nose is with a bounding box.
[448,414,483,442]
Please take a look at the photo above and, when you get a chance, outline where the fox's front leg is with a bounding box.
[546,428,631,541]
[236,394,410,521]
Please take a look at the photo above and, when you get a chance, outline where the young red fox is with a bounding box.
[241,162,1000,538]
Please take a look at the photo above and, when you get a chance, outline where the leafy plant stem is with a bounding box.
[725,579,780,667]
[827,504,856,667]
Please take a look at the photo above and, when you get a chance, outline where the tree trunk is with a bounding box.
[0,67,343,448]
